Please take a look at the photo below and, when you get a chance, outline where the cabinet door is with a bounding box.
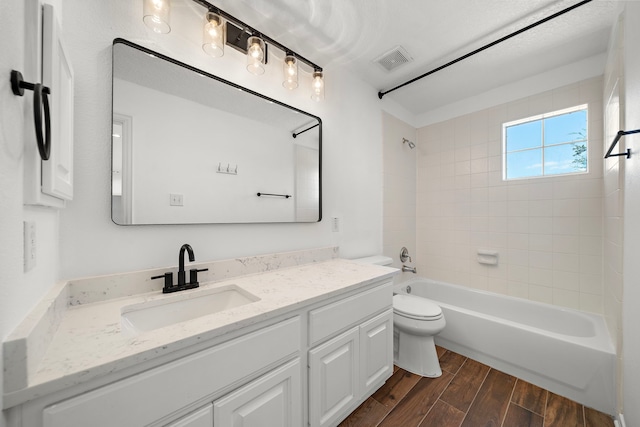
[359,309,394,396]
[41,3,74,201]
[214,359,301,427]
[165,404,213,427]
[308,327,359,427]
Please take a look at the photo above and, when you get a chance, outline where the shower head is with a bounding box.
[403,138,415,149]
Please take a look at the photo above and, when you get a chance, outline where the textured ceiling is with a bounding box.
[199,0,620,116]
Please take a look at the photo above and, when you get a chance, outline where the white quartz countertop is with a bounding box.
[3,257,397,408]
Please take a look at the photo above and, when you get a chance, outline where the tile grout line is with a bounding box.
[457,364,492,427]
[372,372,423,427]
[542,386,549,427]
[416,370,457,426]
[499,376,519,427]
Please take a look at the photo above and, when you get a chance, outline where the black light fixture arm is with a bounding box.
[192,0,322,72]
[378,0,592,99]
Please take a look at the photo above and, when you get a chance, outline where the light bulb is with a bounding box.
[246,36,266,75]
[311,71,324,101]
[283,55,298,90]
[202,12,225,57]
[143,0,171,34]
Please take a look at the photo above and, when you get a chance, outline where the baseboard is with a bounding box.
[615,413,626,427]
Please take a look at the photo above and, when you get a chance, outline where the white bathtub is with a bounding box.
[394,278,616,415]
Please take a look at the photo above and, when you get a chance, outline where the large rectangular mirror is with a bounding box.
[111,39,321,225]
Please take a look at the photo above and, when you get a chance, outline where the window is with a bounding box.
[503,105,588,180]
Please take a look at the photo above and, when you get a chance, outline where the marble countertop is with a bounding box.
[3,252,397,409]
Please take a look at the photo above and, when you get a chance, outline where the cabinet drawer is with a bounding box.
[309,282,392,346]
[42,317,300,427]
[164,404,213,427]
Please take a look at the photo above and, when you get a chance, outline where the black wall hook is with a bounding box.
[11,70,51,161]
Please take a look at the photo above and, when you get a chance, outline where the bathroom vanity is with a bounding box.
[3,249,397,427]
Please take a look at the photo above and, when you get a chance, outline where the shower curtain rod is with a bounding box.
[378,0,593,99]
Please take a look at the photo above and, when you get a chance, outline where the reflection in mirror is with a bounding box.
[111,39,321,225]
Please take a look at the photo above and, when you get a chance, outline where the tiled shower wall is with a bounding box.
[415,77,604,313]
[382,111,417,274]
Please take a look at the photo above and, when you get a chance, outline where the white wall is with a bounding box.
[58,0,383,278]
[0,0,383,420]
[621,2,640,424]
[603,11,625,413]
[0,0,62,420]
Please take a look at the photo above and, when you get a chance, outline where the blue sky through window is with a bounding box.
[504,106,587,180]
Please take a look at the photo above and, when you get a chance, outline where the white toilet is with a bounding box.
[393,293,445,377]
[352,256,446,378]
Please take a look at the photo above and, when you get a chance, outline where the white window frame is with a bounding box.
[502,104,589,181]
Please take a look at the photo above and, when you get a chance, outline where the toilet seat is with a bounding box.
[393,294,443,320]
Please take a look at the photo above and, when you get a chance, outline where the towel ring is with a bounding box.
[10,70,51,161]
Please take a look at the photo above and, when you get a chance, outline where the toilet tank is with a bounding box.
[351,255,393,266]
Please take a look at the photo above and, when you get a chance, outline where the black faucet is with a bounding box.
[151,244,208,293]
[178,244,195,286]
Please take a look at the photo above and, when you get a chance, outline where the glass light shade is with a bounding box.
[283,55,298,90]
[202,12,225,57]
[143,0,171,34]
[311,71,325,101]
[246,36,266,75]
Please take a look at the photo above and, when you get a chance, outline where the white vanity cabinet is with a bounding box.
[12,276,394,427]
[39,317,301,427]
[213,358,301,426]
[308,283,394,427]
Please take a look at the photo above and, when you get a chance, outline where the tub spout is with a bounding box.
[402,265,417,274]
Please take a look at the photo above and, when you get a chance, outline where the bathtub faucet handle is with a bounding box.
[400,247,412,263]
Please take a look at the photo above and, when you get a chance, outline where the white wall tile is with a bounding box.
[529,234,553,252]
[529,251,553,269]
[553,288,581,310]
[529,284,553,304]
[409,78,603,314]
[552,217,581,235]
[552,252,580,272]
[552,234,581,253]
[529,267,554,287]
[529,217,553,234]
[553,199,581,217]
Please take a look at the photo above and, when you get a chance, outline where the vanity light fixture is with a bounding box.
[147,0,325,99]
[246,36,266,75]
[283,54,298,90]
[202,11,225,57]
[311,69,325,102]
[142,0,171,34]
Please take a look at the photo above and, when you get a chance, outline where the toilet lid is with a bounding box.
[393,294,442,319]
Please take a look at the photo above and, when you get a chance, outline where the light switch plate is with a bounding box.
[24,221,36,271]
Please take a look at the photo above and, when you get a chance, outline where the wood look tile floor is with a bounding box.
[340,346,615,427]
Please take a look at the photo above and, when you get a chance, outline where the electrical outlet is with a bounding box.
[24,221,36,271]
[170,194,184,206]
[331,217,340,232]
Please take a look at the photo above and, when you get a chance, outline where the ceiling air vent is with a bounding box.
[373,46,413,72]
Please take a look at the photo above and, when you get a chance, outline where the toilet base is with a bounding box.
[394,330,442,378]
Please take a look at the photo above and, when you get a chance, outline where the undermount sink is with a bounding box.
[121,285,260,335]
